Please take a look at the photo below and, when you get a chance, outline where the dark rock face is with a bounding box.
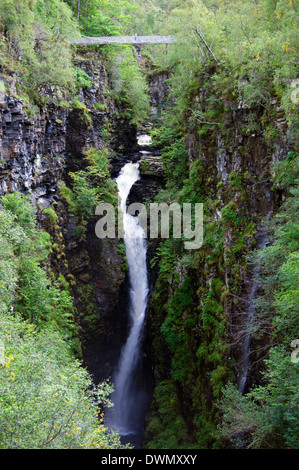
[77,227,128,383]
[0,59,138,204]
[149,72,169,117]
[185,99,291,387]
[0,95,67,207]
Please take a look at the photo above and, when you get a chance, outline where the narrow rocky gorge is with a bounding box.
[0,51,295,450]
[0,0,297,452]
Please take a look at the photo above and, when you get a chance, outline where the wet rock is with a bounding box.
[149,72,169,117]
[139,153,165,178]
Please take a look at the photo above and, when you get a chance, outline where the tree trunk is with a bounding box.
[77,0,80,22]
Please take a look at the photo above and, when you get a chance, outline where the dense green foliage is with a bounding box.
[64,0,134,36]
[0,0,79,102]
[144,379,194,449]
[0,193,74,334]
[106,45,150,125]
[0,193,124,448]
[60,146,118,237]
[0,0,150,124]
[136,0,298,142]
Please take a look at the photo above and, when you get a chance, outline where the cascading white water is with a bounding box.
[107,162,149,437]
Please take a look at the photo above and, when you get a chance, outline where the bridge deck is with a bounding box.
[73,35,176,45]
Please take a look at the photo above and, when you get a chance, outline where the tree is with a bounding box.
[107,46,150,125]
[63,0,134,36]
[0,193,127,449]
[0,0,80,100]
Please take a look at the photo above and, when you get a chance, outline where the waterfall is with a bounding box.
[238,221,270,395]
[106,162,149,440]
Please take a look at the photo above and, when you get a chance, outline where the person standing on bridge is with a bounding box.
[135,33,137,42]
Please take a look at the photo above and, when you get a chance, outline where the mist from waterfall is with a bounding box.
[106,162,149,440]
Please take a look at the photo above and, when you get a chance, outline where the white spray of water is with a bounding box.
[107,162,148,436]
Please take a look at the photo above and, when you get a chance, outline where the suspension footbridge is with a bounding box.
[73,35,176,45]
